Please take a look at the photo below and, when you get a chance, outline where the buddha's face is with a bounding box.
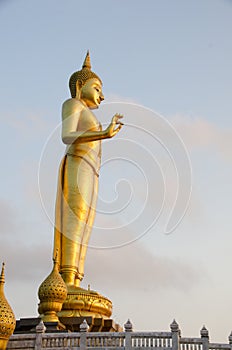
[80,78,104,109]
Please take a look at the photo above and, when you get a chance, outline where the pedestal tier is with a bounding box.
[58,286,112,319]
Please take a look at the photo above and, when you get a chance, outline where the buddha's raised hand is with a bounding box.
[104,114,124,138]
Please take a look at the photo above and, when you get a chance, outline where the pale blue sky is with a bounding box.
[0,0,232,342]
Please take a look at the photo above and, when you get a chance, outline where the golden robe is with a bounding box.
[54,99,101,284]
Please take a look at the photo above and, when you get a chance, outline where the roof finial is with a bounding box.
[0,261,16,349]
[82,50,91,70]
[38,254,67,324]
[0,262,5,285]
[53,249,58,264]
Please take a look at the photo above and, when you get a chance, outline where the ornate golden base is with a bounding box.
[58,286,112,318]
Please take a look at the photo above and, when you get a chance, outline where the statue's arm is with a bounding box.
[62,99,123,145]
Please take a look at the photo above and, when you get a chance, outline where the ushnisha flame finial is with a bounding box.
[82,50,91,70]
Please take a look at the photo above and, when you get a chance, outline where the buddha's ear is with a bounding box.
[75,81,82,99]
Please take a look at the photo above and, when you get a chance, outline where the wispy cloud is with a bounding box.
[171,115,232,164]
[85,227,204,293]
[0,200,16,234]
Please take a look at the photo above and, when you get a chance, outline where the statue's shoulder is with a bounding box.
[63,98,82,106]
[62,98,84,116]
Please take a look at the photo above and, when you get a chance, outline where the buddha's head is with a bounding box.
[69,51,104,108]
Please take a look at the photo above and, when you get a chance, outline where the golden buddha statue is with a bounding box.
[53,51,123,289]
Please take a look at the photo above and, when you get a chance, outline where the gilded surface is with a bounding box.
[0,263,16,350]
[38,255,68,323]
[59,288,112,318]
[53,52,123,289]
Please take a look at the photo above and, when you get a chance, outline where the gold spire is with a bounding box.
[0,262,16,350]
[0,262,5,286]
[38,253,68,324]
[82,50,91,69]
